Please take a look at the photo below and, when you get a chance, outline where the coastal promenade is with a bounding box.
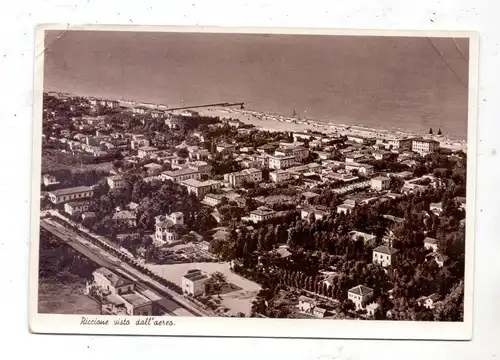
[40,215,213,317]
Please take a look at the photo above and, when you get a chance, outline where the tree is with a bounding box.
[429,128,433,135]
[389,176,405,192]
[208,271,228,298]
[437,128,442,136]
[434,280,464,321]
[176,147,189,159]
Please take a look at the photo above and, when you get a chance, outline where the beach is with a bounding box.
[199,107,467,152]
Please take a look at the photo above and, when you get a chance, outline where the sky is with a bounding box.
[43,30,470,139]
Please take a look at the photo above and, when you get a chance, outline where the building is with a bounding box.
[269,169,291,183]
[366,302,380,317]
[187,161,212,175]
[392,171,414,179]
[161,168,201,183]
[130,138,150,150]
[372,151,393,161]
[424,237,438,252]
[181,179,221,198]
[312,306,329,318]
[269,244,293,260]
[257,143,279,154]
[249,206,277,223]
[48,186,94,204]
[180,109,200,117]
[336,199,356,214]
[348,285,374,310]
[164,116,181,130]
[297,295,316,314]
[64,201,89,216]
[372,245,399,267]
[202,193,226,207]
[455,196,467,211]
[293,132,314,142]
[371,176,391,191]
[275,146,309,163]
[143,162,164,175]
[416,294,442,309]
[347,135,370,144]
[345,162,375,176]
[81,211,96,220]
[224,168,262,187]
[430,202,443,215]
[154,212,184,246]
[349,231,377,246]
[42,174,59,187]
[301,205,329,221]
[426,252,448,268]
[112,210,137,227]
[388,137,414,150]
[268,154,296,170]
[216,143,237,153]
[90,267,135,295]
[137,146,159,158]
[345,153,366,163]
[107,175,127,189]
[287,163,323,175]
[412,139,440,155]
[86,267,152,316]
[182,269,210,297]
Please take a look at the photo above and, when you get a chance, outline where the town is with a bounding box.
[38,91,467,321]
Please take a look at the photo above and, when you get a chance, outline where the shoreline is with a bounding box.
[45,91,467,151]
[199,107,467,152]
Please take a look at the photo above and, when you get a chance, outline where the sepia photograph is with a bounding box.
[29,25,478,339]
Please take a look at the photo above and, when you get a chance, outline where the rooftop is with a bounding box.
[299,295,316,303]
[138,146,159,151]
[349,285,374,296]
[113,210,136,220]
[144,162,163,169]
[162,168,200,177]
[373,245,399,255]
[424,237,437,244]
[120,292,151,307]
[205,193,226,200]
[183,270,210,282]
[346,162,374,169]
[95,267,134,288]
[349,231,377,242]
[372,176,391,181]
[251,206,276,216]
[302,191,320,199]
[65,200,89,207]
[49,186,93,196]
[413,138,439,144]
[182,179,220,188]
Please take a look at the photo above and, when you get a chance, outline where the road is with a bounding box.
[40,218,213,317]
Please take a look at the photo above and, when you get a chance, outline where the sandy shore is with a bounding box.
[198,107,467,152]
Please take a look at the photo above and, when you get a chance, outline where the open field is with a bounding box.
[146,262,261,316]
[38,278,100,315]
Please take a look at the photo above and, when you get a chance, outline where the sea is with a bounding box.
[43,31,470,141]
